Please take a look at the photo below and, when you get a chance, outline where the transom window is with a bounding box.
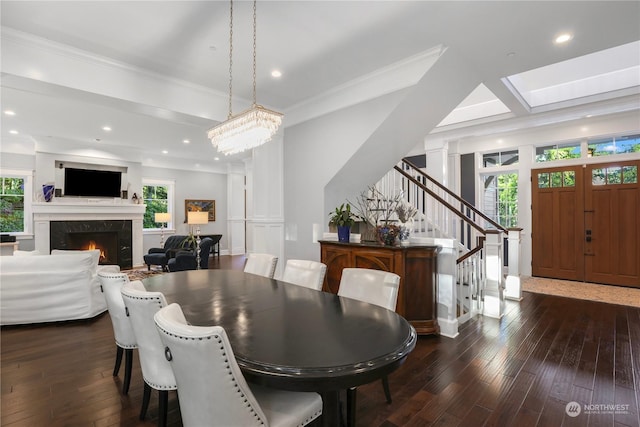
[588,134,640,157]
[482,150,519,168]
[535,141,581,162]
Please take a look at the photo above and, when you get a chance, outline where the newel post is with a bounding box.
[483,230,505,319]
[504,227,523,301]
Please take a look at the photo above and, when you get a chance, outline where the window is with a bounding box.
[592,166,638,185]
[482,173,518,228]
[535,141,581,162]
[537,170,576,188]
[482,150,518,167]
[588,134,640,157]
[0,170,32,234]
[142,179,174,230]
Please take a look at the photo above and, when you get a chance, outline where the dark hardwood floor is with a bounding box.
[2,256,639,427]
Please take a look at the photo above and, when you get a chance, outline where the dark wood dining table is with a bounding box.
[142,269,417,427]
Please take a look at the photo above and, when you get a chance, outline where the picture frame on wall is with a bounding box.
[184,199,215,222]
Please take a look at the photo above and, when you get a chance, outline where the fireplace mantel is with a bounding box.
[33,201,146,267]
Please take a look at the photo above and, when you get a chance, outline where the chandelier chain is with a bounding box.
[252,0,257,106]
[228,0,234,119]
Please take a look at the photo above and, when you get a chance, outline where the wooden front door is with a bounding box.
[531,165,584,281]
[584,161,640,286]
[532,160,640,287]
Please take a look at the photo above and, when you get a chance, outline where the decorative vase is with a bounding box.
[398,219,413,246]
[337,225,351,243]
[376,224,399,246]
[42,184,55,202]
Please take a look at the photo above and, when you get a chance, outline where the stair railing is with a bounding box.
[375,158,523,323]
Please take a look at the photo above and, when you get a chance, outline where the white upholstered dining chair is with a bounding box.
[281,259,327,291]
[154,303,323,427]
[338,268,401,427]
[120,280,176,427]
[243,253,278,279]
[97,271,137,395]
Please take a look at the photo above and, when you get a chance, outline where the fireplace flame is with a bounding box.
[87,240,106,261]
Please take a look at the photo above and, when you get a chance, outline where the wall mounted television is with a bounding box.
[64,168,122,198]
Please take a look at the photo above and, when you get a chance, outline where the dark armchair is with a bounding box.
[143,235,191,271]
[167,237,214,272]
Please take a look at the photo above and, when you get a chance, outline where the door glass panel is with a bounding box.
[607,167,622,184]
[551,172,562,187]
[538,173,549,188]
[563,171,576,187]
[592,168,606,185]
[622,166,638,184]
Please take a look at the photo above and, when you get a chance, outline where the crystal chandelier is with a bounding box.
[208,0,283,156]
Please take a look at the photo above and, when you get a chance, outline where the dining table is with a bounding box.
[142,269,417,427]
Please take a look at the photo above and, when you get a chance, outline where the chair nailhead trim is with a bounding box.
[155,328,267,424]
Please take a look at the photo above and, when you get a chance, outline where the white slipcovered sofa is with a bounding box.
[0,249,115,325]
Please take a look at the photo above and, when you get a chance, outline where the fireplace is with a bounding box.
[50,220,133,269]
[66,231,119,265]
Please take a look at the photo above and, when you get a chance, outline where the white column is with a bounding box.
[483,230,505,318]
[504,228,523,301]
[226,163,246,256]
[424,138,449,186]
[245,135,285,278]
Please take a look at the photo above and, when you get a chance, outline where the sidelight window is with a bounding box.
[481,172,518,228]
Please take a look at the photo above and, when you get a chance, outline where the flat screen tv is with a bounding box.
[64,168,122,198]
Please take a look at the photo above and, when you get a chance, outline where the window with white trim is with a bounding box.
[0,169,33,235]
[142,179,174,230]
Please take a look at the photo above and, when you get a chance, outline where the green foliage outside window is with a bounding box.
[142,185,168,229]
[483,173,518,228]
[0,177,25,232]
[535,143,581,162]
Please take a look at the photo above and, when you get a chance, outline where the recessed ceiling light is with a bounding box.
[102,126,112,132]
[183,139,190,144]
[9,130,18,134]
[271,70,282,78]
[4,110,16,116]
[162,150,169,154]
[554,33,573,44]
[214,157,220,161]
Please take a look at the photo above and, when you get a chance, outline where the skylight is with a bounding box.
[506,40,640,108]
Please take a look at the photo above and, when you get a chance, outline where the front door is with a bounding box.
[532,160,640,287]
[531,165,584,281]
[584,161,640,286]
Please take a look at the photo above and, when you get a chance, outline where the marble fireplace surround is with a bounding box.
[32,201,146,268]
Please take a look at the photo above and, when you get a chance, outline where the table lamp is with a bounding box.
[154,212,171,248]
[187,211,209,269]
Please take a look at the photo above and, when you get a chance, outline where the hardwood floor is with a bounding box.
[2,256,639,427]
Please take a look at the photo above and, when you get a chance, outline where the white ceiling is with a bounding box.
[1,1,639,171]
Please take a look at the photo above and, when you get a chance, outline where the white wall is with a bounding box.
[141,166,228,254]
[283,90,407,263]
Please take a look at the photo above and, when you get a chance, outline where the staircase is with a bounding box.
[370,158,523,337]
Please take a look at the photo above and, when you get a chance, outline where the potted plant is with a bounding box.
[328,203,357,243]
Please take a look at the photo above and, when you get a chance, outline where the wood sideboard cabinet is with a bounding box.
[319,240,440,335]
